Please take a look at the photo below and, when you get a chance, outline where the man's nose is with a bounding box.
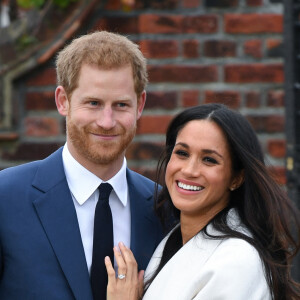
[95,107,116,130]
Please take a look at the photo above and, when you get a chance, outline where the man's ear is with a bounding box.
[230,170,245,191]
[136,90,146,120]
[55,86,69,116]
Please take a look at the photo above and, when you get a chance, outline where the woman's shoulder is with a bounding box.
[201,213,265,281]
[204,209,260,263]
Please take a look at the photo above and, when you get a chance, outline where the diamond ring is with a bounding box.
[118,274,126,280]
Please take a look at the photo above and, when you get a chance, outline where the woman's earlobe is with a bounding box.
[230,170,245,191]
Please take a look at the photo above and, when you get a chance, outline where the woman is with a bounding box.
[105,103,300,299]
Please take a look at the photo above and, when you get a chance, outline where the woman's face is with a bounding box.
[166,120,239,221]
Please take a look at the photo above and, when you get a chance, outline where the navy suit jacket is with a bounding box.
[0,148,163,300]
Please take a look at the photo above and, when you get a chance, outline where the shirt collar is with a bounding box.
[62,144,128,207]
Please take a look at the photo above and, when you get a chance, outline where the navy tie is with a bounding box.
[91,183,113,300]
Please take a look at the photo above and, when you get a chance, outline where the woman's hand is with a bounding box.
[105,242,144,300]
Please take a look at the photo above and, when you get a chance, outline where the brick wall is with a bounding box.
[0,0,286,184]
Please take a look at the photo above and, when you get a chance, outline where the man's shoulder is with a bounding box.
[0,148,63,187]
[126,168,161,199]
[126,168,160,190]
[126,168,155,185]
[0,160,40,181]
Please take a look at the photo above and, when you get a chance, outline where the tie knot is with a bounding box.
[98,183,113,202]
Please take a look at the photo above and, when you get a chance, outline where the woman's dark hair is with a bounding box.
[146,103,300,299]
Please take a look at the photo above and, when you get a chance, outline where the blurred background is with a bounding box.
[0,0,299,280]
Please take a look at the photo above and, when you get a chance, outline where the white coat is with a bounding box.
[143,210,271,300]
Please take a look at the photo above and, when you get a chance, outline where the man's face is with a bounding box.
[57,64,145,169]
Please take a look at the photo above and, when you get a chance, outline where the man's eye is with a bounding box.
[90,101,98,106]
[117,103,127,108]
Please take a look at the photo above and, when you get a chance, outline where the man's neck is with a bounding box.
[67,144,124,181]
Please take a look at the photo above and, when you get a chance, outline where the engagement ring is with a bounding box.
[118,274,126,280]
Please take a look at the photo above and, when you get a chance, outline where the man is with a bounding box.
[0,31,164,300]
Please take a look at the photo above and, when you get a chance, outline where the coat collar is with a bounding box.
[127,169,162,270]
[32,148,93,300]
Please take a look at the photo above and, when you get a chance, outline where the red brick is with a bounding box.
[182,90,199,107]
[148,65,218,83]
[26,67,56,86]
[204,91,240,109]
[136,0,178,9]
[2,142,63,161]
[269,166,286,185]
[204,40,236,57]
[225,14,283,34]
[137,115,173,134]
[225,64,283,83]
[139,14,182,34]
[139,40,178,59]
[265,115,285,133]
[126,142,163,160]
[104,0,121,10]
[183,0,200,8]
[246,0,263,6]
[145,91,178,109]
[25,91,56,110]
[0,132,18,141]
[245,91,261,108]
[205,0,238,7]
[183,15,218,33]
[246,115,264,132]
[95,16,138,33]
[25,117,60,137]
[266,39,281,50]
[267,90,284,107]
[268,139,286,158]
[183,40,199,58]
[244,39,262,58]
[246,115,284,133]
[266,39,283,58]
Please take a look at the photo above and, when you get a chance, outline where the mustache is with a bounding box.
[83,126,124,136]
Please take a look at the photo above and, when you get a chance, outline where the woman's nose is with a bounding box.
[181,159,200,177]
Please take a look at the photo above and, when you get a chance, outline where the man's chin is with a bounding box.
[84,147,121,165]
[88,155,120,165]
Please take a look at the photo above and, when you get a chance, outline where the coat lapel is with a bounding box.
[127,169,163,271]
[31,148,93,300]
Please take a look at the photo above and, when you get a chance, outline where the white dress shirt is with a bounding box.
[62,144,131,273]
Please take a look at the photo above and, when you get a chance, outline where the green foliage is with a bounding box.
[17,0,45,9]
[16,34,38,51]
[17,0,79,9]
[53,0,78,9]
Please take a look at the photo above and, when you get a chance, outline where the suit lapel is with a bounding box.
[32,148,93,300]
[127,169,162,270]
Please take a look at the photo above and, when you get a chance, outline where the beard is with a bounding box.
[67,118,136,165]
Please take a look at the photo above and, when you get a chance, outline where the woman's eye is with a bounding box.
[175,150,188,157]
[203,157,218,164]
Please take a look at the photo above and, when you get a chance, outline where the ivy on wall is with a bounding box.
[17,0,78,9]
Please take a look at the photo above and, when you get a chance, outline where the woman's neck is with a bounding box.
[180,214,208,245]
[180,205,228,244]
